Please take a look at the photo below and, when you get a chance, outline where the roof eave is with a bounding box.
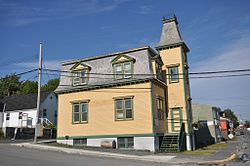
[155,42,190,53]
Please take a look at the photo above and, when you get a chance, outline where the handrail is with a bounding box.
[39,118,53,126]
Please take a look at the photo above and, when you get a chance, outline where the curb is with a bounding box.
[11,143,178,164]
[197,153,237,165]
[10,143,239,165]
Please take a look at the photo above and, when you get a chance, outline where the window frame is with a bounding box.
[113,61,133,80]
[72,69,89,86]
[155,62,162,80]
[18,112,23,120]
[168,65,179,83]
[114,97,134,121]
[72,101,89,124]
[117,137,134,149]
[156,97,164,120]
[6,113,10,121]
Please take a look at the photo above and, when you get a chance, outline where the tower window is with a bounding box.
[168,66,179,83]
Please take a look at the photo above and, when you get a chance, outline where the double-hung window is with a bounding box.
[115,97,133,120]
[6,113,10,120]
[157,98,164,120]
[72,69,89,86]
[18,112,23,119]
[72,102,88,124]
[155,62,162,80]
[114,62,132,79]
[168,66,179,83]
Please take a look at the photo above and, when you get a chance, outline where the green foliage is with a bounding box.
[223,108,239,127]
[44,123,56,129]
[42,78,59,92]
[0,129,4,139]
[0,74,21,98]
[20,81,38,94]
[245,120,250,128]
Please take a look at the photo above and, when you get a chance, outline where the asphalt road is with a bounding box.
[226,130,250,166]
[0,144,194,166]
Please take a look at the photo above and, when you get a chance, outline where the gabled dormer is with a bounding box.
[70,62,91,86]
[111,54,135,80]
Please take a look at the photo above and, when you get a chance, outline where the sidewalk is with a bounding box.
[9,135,245,165]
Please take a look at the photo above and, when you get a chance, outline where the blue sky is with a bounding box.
[0,0,250,120]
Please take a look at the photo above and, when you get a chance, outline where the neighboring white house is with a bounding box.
[0,92,57,129]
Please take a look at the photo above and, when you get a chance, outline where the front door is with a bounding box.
[171,108,183,132]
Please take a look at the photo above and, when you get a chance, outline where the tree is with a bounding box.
[42,78,59,92]
[0,74,21,98]
[223,108,239,127]
[20,81,38,94]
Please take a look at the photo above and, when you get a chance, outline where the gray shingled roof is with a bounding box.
[157,17,183,47]
[0,92,51,112]
[55,46,160,93]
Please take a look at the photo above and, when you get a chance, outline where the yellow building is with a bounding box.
[55,16,193,152]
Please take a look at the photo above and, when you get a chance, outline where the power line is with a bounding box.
[42,70,250,79]
[0,69,38,79]
[43,67,250,76]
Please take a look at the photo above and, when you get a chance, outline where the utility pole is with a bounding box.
[34,42,42,143]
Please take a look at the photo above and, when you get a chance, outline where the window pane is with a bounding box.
[115,64,122,72]
[81,103,88,122]
[124,62,132,78]
[115,64,123,79]
[126,109,133,119]
[115,100,123,109]
[116,110,124,119]
[74,113,80,122]
[169,67,178,82]
[125,99,132,109]
[73,104,80,113]
[124,62,131,70]
[127,137,134,148]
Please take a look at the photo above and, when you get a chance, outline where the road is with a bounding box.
[0,144,195,166]
[226,130,250,166]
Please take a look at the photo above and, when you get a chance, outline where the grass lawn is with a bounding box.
[180,143,227,156]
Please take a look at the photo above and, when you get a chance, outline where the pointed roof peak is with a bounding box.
[162,15,178,25]
[156,15,189,52]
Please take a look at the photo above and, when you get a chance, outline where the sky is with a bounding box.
[0,0,250,120]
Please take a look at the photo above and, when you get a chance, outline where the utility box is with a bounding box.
[35,124,43,137]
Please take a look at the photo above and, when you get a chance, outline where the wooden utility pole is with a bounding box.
[34,42,42,143]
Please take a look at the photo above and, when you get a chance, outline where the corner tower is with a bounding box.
[156,16,193,151]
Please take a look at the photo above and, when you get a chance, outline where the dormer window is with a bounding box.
[71,62,91,86]
[111,54,135,80]
[72,69,89,86]
[114,62,132,79]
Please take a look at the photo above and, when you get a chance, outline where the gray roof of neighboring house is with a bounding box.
[0,91,51,112]
[55,46,160,93]
[156,17,189,52]
[192,103,218,122]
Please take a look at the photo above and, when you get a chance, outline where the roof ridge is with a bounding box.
[62,45,156,66]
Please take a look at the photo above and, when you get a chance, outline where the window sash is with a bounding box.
[115,98,133,120]
[169,66,179,83]
[114,62,132,79]
[6,113,10,120]
[73,102,88,123]
[157,98,164,120]
[72,70,89,86]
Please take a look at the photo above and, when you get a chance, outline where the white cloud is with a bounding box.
[1,0,129,26]
[190,31,250,120]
